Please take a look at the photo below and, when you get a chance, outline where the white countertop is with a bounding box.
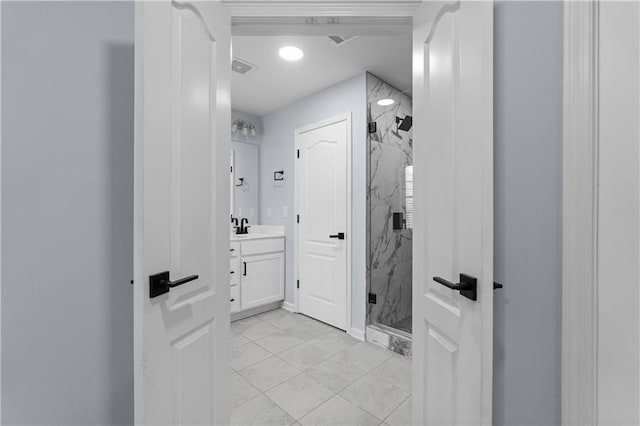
[230,224,285,241]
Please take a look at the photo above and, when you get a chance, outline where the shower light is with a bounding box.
[377,98,395,106]
[279,46,304,61]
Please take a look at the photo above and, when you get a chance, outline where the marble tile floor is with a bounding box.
[231,309,412,426]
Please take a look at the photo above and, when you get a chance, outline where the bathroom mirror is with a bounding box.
[230,111,262,223]
[230,140,259,221]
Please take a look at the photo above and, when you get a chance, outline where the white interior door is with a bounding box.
[412,1,494,425]
[296,113,351,331]
[134,1,231,424]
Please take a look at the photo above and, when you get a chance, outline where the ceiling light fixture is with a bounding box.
[279,46,304,61]
[377,98,395,106]
[231,119,257,138]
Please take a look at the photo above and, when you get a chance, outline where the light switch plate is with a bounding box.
[282,206,288,218]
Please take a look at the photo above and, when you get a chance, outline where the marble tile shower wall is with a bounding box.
[366,73,413,329]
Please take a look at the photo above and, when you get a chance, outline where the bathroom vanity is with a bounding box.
[230,226,285,319]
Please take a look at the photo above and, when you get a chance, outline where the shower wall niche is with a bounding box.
[366,73,413,334]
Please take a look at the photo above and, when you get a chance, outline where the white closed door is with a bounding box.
[412,1,494,425]
[134,1,231,425]
[296,113,351,330]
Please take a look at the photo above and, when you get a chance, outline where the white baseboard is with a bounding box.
[281,301,296,313]
[349,327,365,342]
[231,302,280,322]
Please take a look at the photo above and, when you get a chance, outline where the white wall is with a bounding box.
[1,2,134,424]
[259,73,367,333]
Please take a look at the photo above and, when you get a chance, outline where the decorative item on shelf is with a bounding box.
[274,170,285,181]
[236,177,245,187]
[231,119,257,138]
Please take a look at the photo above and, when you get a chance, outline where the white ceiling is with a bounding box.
[231,35,412,116]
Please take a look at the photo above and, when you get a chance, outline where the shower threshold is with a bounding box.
[366,321,412,357]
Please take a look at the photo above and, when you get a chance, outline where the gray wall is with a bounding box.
[493,2,563,425]
[1,2,134,425]
[259,73,368,333]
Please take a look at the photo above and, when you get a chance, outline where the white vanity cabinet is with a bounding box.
[230,241,241,313]
[230,234,285,316]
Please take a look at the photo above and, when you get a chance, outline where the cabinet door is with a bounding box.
[241,252,284,310]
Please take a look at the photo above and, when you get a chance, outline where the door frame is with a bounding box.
[561,1,599,423]
[224,2,419,20]
[0,2,3,419]
[224,1,419,341]
[562,1,640,422]
[293,112,353,333]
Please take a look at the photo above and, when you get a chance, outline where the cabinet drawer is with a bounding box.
[241,238,284,256]
[230,286,240,313]
[230,258,240,286]
[230,241,240,258]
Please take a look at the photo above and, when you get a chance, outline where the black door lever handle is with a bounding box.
[433,276,472,291]
[163,274,199,288]
[149,271,199,299]
[433,274,478,301]
[329,232,345,240]
[494,282,503,290]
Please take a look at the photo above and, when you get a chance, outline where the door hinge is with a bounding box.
[230,166,233,172]
[297,214,300,223]
[297,149,300,158]
[297,280,300,289]
[368,122,377,134]
[368,293,377,304]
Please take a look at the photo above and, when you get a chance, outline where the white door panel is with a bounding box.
[134,1,231,424]
[413,1,493,425]
[297,114,351,330]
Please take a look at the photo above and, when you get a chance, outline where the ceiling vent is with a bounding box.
[232,57,257,76]
[326,35,358,47]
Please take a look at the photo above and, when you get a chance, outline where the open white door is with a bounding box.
[134,1,231,424]
[412,1,493,425]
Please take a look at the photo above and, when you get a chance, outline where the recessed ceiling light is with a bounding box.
[377,98,395,106]
[279,46,304,61]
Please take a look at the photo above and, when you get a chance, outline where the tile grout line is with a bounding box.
[231,310,411,425]
[381,394,411,424]
[262,375,341,422]
[334,355,410,422]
